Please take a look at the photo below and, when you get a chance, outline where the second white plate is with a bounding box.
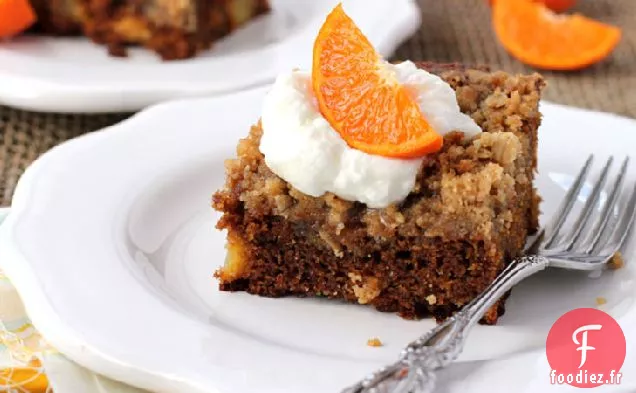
[0,0,420,113]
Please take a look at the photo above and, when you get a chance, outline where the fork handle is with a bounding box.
[342,255,550,393]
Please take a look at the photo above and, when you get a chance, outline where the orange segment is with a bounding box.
[493,0,621,70]
[0,0,37,38]
[312,4,442,159]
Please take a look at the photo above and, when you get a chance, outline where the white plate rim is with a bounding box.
[1,91,635,393]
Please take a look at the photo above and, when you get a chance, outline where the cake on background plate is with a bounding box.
[212,5,544,324]
[28,0,270,59]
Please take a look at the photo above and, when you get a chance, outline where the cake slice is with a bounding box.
[212,61,544,324]
[212,4,545,324]
[29,0,270,59]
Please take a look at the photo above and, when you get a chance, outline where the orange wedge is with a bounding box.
[493,0,621,70]
[312,4,442,159]
[0,0,37,38]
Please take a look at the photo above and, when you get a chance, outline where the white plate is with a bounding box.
[0,87,635,393]
[0,0,419,113]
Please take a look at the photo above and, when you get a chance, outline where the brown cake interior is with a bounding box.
[29,0,270,60]
[212,63,545,324]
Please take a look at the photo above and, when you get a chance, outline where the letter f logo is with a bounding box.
[572,324,602,368]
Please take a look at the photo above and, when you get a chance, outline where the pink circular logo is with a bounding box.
[546,308,626,388]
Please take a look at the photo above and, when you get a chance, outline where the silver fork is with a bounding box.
[342,154,636,393]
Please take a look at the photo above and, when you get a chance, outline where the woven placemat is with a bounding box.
[0,0,634,206]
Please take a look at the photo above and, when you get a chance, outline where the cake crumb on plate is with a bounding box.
[596,297,607,306]
[367,337,383,347]
[608,252,624,270]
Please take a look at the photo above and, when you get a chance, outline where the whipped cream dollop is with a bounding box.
[259,61,482,208]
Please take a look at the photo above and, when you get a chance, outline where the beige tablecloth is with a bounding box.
[0,0,634,391]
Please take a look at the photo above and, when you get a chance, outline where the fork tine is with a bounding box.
[560,157,614,251]
[583,157,630,253]
[544,155,594,247]
[595,180,636,257]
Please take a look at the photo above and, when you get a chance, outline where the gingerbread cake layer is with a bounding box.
[29,0,270,60]
[212,63,545,324]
